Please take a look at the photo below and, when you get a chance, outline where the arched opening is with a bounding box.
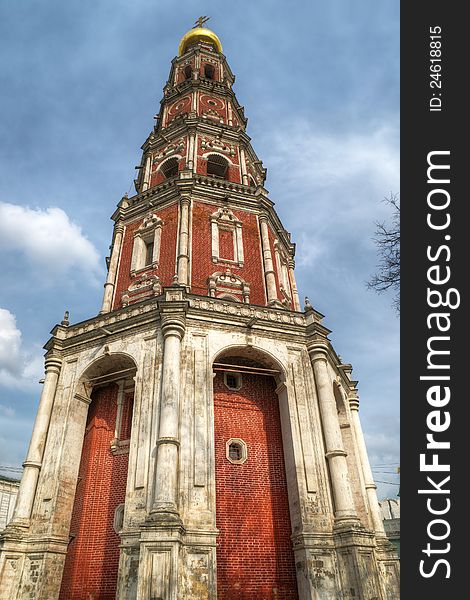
[212,347,298,599]
[160,156,179,179]
[204,63,215,80]
[207,153,229,179]
[184,65,192,80]
[59,354,137,600]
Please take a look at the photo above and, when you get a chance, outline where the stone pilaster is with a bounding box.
[100,222,125,314]
[8,356,62,529]
[308,344,358,524]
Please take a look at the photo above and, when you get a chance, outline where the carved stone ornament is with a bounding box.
[207,269,250,303]
[138,213,162,232]
[122,274,162,307]
[201,137,235,157]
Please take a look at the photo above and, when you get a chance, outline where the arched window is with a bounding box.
[207,154,228,179]
[184,65,192,80]
[204,64,215,80]
[161,157,179,179]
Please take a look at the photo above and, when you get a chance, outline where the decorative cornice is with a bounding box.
[188,296,305,327]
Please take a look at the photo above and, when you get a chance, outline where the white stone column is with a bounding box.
[187,131,196,170]
[100,222,124,314]
[309,345,358,523]
[288,259,301,311]
[349,395,387,536]
[177,196,191,286]
[142,155,151,191]
[239,146,249,185]
[10,356,62,528]
[150,316,185,522]
[259,215,278,305]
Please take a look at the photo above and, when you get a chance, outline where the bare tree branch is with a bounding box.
[367,193,400,314]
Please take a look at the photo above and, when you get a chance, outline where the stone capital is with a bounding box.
[348,396,360,411]
[179,195,191,206]
[114,222,125,235]
[161,315,186,340]
[307,343,329,364]
[44,356,63,375]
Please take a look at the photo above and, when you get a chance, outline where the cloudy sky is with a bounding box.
[0,0,399,498]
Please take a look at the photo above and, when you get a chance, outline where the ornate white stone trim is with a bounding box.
[130,213,163,274]
[210,207,244,266]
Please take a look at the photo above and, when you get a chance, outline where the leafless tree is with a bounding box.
[367,193,400,314]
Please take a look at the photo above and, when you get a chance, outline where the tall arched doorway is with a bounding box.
[59,354,136,600]
[213,349,298,600]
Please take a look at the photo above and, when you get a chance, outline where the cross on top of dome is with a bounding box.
[194,16,210,28]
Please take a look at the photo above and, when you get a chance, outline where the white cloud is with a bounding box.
[0,202,102,283]
[0,308,22,377]
[0,404,15,418]
[262,119,399,268]
[0,308,43,389]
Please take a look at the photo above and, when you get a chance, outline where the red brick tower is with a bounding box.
[101,22,298,315]
[0,21,399,600]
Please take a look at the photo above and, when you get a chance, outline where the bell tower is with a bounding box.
[0,20,399,600]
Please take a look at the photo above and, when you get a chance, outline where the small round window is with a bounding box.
[226,438,247,464]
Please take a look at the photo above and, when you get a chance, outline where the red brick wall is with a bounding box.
[112,202,179,310]
[218,228,234,261]
[214,371,298,600]
[59,384,132,600]
[191,202,267,305]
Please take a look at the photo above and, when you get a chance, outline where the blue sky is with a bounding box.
[0,1,399,498]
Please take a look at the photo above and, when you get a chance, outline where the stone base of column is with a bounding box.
[1,519,30,537]
[334,526,399,600]
[375,537,400,600]
[136,525,185,600]
[0,540,67,600]
[145,508,183,528]
[292,533,339,598]
[134,526,217,600]
[332,514,364,531]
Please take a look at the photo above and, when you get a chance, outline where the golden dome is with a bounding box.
[178,27,223,56]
